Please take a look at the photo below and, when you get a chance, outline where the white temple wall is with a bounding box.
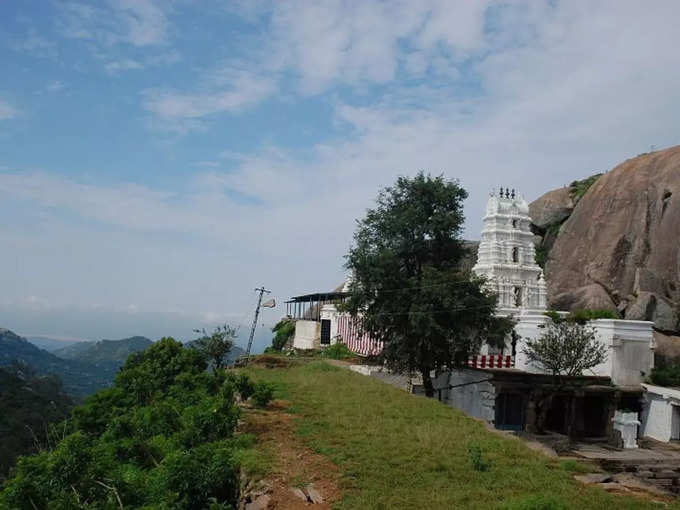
[292,320,320,349]
[640,384,680,442]
[513,316,654,386]
[320,304,341,345]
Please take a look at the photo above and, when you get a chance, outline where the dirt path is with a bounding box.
[241,401,342,509]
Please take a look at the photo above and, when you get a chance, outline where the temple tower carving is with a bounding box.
[472,187,547,312]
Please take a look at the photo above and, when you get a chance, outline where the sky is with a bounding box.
[1,1,680,352]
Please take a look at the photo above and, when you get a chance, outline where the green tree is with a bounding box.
[522,321,607,381]
[193,325,236,371]
[270,319,295,351]
[344,173,513,397]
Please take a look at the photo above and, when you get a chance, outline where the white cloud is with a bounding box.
[0,100,18,120]
[105,58,144,74]
[143,66,276,130]
[57,0,169,47]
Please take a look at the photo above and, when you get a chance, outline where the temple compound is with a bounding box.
[288,187,664,447]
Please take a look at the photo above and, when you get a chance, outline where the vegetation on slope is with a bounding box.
[569,173,602,204]
[0,338,263,509]
[0,364,73,481]
[0,328,112,397]
[246,361,674,509]
[53,336,152,364]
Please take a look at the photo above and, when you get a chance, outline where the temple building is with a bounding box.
[472,187,547,313]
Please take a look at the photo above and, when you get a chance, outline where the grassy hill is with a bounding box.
[245,360,677,509]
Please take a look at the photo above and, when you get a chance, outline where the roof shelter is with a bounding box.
[285,291,348,321]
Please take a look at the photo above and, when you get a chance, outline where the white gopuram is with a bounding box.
[472,187,547,314]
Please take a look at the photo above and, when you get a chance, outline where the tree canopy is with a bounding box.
[192,324,236,371]
[344,173,513,396]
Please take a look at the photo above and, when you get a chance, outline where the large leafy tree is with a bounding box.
[192,324,236,371]
[345,173,513,397]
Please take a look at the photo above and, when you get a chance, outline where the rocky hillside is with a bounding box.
[531,145,680,333]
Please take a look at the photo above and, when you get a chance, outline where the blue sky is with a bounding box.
[1,1,680,351]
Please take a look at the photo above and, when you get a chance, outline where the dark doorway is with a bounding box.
[582,395,609,437]
[545,395,568,434]
[495,393,525,431]
[320,319,331,345]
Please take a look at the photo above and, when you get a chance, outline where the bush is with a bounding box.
[567,309,618,324]
[649,362,680,387]
[271,319,295,351]
[252,383,275,408]
[235,373,255,401]
[0,338,244,510]
[320,343,354,359]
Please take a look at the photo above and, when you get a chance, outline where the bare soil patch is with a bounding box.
[241,400,341,509]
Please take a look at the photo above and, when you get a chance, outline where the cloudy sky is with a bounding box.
[1,1,679,351]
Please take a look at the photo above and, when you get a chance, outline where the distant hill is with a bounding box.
[53,336,152,365]
[0,364,73,481]
[25,336,86,352]
[0,328,120,397]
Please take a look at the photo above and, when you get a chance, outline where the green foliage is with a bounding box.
[0,338,245,509]
[649,360,680,387]
[534,245,548,268]
[344,173,514,396]
[467,444,490,472]
[543,310,563,323]
[544,309,618,325]
[0,364,73,481]
[252,383,275,408]
[235,373,255,401]
[320,342,354,359]
[567,309,619,324]
[503,494,568,510]
[270,319,295,351]
[523,322,608,379]
[569,173,602,203]
[192,324,236,370]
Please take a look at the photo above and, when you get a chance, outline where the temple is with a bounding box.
[472,187,547,313]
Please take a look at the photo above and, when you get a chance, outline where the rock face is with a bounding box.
[534,145,680,332]
[529,187,574,230]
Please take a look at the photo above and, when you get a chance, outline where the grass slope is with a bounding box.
[247,361,675,510]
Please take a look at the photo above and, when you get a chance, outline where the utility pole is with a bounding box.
[244,286,271,364]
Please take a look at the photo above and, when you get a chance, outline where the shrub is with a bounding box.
[271,319,295,351]
[320,342,354,359]
[467,444,490,472]
[649,362,680,387]
[567,309,618,324]
[235,374,255,401]
[252,383,275,408]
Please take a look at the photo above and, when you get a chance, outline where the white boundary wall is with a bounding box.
[640,384,680,442]
[514,313,655,386]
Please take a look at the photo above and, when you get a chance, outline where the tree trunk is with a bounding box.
[421,368,435,398]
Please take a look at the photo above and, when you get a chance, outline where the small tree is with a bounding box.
[522,321,607,381]
[193,324,236,371]
[270,319,295,351]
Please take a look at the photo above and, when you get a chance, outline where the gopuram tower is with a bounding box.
[472,187,547,315]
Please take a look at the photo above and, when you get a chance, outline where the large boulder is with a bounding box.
[550,284,616,312]
[529,187,574,230]
[541,145,680,331]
